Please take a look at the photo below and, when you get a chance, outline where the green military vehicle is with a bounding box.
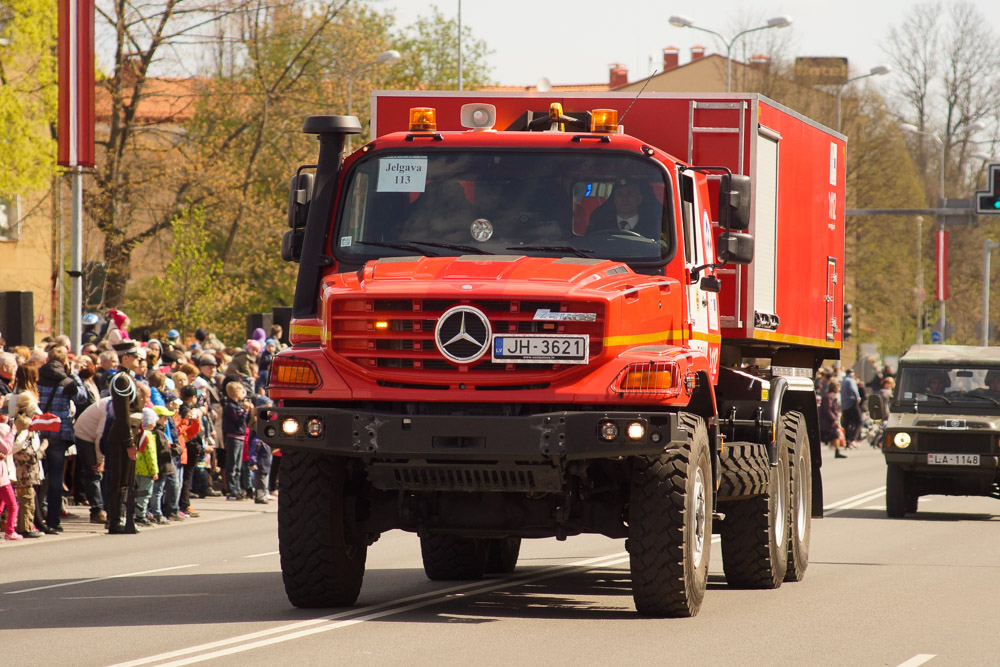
[870,345,1000,518]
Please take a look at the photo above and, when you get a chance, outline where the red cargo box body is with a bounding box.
[373,91,846,354]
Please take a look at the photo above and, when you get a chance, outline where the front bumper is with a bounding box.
[258,405,687,462]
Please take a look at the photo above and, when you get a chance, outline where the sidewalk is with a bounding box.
[4,492,277,543]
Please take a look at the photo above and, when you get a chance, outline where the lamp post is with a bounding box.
[346,49,402,152]
[668,14,792,92]
[900,123,947,342]
[983,239,1000,346]
[835,65,891,133]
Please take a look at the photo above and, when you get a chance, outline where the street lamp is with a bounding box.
[835,65,891,132]
[346,49,402,152]
[983,239,999,346]
[900,123,947,342]
[668,14,792,92]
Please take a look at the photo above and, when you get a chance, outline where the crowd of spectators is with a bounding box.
[0,309,283,540]
[815,363,894,459]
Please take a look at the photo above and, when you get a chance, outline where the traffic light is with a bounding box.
[843,303,854,340]
[975,164,1000,215]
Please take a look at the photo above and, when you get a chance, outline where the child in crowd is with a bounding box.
[248,396,273,504]
[221,380,252,501]
[148,405,179,524]
[133,407,159,526]
[12,394,45,537]
[0,419,20,540]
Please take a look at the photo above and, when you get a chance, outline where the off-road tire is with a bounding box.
[782,411,811,582]
[278,451,367,608]
[628,412,712,617]
[485,537,521,574]
[421,534,488,580]
[719,422,790,589]
[886,463,916,518]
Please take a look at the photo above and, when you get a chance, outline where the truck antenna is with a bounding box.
[619,70,658,126]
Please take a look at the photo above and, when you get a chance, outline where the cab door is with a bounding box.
[679,170,721,382]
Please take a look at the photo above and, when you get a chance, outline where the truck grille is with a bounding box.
[368,462,563,492]
[916,432,995,454]
[327,297,604,377]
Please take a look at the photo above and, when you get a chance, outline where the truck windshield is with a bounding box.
[896,365,1000,406]
[334,151,673,264]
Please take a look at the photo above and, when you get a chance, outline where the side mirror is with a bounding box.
[719,174,752,231]
[699,275,721,293]
[717,231,754,265]
[867,394,885,421]
[281,229,304,263]
[287,172,314,229]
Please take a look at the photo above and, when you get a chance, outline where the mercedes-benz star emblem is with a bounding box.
[434,306,492,364]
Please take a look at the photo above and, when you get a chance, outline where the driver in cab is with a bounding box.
[923,371,950,396]
[588,178,661,239]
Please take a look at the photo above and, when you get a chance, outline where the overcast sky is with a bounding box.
[371,0,1000,90]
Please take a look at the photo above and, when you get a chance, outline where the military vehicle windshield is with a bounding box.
[334,151,674,265]
[896,365,1000,406]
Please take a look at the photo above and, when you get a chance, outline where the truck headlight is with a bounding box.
[892,432,911,449]
[282,418,301,436]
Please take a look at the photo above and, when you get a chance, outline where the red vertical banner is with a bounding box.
[58,0,95,167]
[936,229,949,301]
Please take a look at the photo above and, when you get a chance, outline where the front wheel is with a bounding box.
[278,451,367,608]
[628,412,712,617]
[886,464,916,518]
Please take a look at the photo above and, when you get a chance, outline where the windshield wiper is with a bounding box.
[964,393,1000,406]
[407,240,493,255]
[920,392,952,405]
[507,245,595,259]
[354,241,438,256]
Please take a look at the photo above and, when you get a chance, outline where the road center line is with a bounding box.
[243,551,279,558]
[4,564,200,595]
[897,654,936,667]
[110,552,630,667]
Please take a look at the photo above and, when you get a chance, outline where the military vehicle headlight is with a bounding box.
[893,432,912,449]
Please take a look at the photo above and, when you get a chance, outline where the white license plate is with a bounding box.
[492,334,588,364]
[927,453,980,466]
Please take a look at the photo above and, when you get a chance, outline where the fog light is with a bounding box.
[599,420,619,441]
[893,432,911,449]
[306,418,323,437]
[264,425,277,438]
[627,421,645,440]
[282,418,300,436]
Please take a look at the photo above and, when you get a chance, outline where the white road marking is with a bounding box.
[897,654,936,667]
[110,552,631,667]
[243,551,279,558]
[108,484,886,665]
[4,564,199,595]
[824,487,886,516]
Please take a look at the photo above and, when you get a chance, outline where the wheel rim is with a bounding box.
[692,465,707,568]
[774,460,787,547]
[794,453,807,536]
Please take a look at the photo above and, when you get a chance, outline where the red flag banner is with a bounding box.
[936,229,949,301]
[58,0,95,167]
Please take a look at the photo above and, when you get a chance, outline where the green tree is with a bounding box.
[0,0,58,196]
[389,5,493,91]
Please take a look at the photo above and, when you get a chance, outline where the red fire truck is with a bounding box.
[261,91,846,617]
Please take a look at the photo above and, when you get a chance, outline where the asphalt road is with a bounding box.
[2,445,998,667]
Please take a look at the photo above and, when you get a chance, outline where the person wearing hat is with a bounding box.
[193,353,224,493]
[133,407,160,526]
[105,309,131,347]
[148,405,181,524]
[587,177,662,239]
[81,313,101,347]
[113,341,141,377]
